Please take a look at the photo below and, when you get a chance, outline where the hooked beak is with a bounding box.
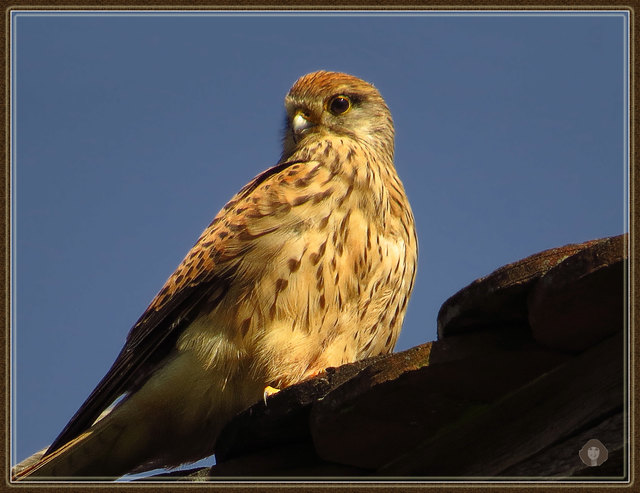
[291,111,315,135]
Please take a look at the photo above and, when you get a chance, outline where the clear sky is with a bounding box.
[12,11,628,475]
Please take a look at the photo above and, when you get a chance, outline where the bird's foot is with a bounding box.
[263,385,280,404]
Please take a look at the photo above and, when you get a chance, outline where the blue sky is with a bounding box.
[12,11,628,475]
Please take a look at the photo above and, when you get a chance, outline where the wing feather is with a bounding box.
[45,159,305,455]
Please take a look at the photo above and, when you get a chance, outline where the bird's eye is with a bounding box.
[328,95,351,115]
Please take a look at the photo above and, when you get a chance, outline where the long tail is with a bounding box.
[13,351,257,480]
[12,413,149,480]
[14,430,97,480]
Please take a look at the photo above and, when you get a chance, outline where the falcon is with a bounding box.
[15,70,418,479]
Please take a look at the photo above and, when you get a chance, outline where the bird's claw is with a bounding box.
[263,385,280,405]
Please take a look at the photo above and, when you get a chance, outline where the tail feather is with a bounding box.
[13,431,98,480]
[13,350,260,480]
[13,412,148,480]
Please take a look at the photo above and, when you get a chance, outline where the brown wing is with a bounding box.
[46,159,305,455]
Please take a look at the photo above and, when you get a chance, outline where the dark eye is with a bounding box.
[328,95,351,115]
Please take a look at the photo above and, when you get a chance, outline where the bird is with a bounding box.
[14,70,418,480]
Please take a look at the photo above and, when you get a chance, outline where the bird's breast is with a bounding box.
[179,141,416,393]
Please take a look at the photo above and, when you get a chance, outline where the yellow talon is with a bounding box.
[263,385,280,404]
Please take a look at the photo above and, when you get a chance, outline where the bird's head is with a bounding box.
[281,71,394,161]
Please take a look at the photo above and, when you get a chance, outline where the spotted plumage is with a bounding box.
[15,70,417,480]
